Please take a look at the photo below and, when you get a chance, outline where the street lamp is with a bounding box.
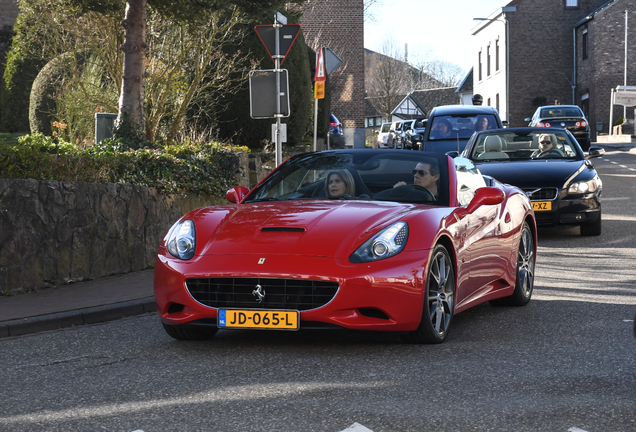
[473,14,510,124]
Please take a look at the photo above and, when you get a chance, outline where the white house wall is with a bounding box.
[472,15,509,122]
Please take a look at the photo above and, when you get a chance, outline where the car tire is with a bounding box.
[491,221,535,307]
[162,323,218,340]
[402,244,455,344]
[580,213,602,236]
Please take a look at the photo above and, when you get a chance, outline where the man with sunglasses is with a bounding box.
[394,162,440,198]
[532,134,564,158]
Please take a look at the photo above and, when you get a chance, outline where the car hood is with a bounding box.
[474,159,586,188]
[191,200,437,259]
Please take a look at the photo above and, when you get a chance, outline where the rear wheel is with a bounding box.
[491,221,535,306]
[403,245,455,344]
[162,323,218,341]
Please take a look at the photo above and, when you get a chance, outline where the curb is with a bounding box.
[0,297,156,338]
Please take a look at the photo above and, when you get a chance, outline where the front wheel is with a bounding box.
[491,221,535,306]
[403,245,455,344]
[580,212,601,236]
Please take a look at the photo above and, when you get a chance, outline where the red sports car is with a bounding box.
[154,150,536,344]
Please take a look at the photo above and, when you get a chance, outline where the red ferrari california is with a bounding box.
[154,150,536,344]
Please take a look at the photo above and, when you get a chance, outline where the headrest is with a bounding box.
[484,135,503,152]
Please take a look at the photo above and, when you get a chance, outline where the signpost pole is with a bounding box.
[274,16,282,166]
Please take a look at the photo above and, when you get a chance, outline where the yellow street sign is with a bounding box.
[314,81,325,99]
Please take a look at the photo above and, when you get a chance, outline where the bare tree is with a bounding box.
[366,38,444,118]
[363,0,382,22]
[415,59,465,87]
[366,38,413,118]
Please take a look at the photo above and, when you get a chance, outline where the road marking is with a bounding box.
[568,428,591,432]
[341,423,375,432]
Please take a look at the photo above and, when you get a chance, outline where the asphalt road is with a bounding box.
[0,146,634,432]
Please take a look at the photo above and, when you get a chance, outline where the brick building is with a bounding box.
[576,1,636,135]
[473,0,619,130]
[300,0,366,147]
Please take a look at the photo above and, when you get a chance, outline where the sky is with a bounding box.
[364,0,509,74]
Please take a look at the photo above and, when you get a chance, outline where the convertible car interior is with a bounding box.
[246,152,450,206]
[469,130,578,160]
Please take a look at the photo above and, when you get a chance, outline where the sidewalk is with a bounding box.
[0,269,155,338]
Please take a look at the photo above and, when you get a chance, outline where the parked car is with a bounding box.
[525,105,591,151]
[329,113,345,148]
[377,122,392,149]
[396,120,414,149]
[387,120,404,148]
[404,118,427,150]
[461,127,604,235]
[155,149,536,344]
[418,105,503,154]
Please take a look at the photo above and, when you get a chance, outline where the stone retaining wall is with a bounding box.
[0,178,226,294]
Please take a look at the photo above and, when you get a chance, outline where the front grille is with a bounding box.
[186,278,339,311]
[523,188,558,200]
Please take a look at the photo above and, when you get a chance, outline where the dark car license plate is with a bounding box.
[218,309,299,330]
[533,201,552,211]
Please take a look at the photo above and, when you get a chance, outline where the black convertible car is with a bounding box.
[461,127,604,236]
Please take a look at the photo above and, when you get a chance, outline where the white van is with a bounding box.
[377,122,392,148]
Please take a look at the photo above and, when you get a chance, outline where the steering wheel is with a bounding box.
[539,149,564,158]
[411,185,436,201]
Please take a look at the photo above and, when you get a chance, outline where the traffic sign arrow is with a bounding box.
[254,24,301,66]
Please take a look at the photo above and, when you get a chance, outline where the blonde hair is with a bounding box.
[325,169,356,197]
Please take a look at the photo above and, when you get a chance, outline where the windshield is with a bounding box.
[466,130,581,161]
[428,114,498,140]
[381,123,391,132]
[539,107,584,118]
[245,151,450,206]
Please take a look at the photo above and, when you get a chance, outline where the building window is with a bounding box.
[565,0,579,8]
[496,94,500,112]
[487,45,491,76]
[479,51,482,81]
[495,40,500,71]
[582,29,588,60]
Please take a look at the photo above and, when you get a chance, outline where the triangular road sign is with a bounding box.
[314,48,326,82]
[255,24,301,66]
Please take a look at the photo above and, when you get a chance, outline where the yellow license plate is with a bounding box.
[218,309,299,330]
[532,201,552,211]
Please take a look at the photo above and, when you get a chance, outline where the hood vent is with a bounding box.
[261,227,306,232]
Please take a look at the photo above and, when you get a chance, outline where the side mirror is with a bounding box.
[585,146,605,160]
[501,120,509,128]
[467,187,505,213]
[226,186,250,204]
[445,151,460,158]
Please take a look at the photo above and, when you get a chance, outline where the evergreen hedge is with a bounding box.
[0,134,245,196]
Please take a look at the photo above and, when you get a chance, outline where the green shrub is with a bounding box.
[0,133,246,196]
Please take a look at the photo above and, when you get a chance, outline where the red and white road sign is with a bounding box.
[314,48,326,82]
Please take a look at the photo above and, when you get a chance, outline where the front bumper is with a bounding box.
[532,190,600,227]
[154,250,430,332]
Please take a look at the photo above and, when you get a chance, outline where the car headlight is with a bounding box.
[349,222,408,263]
[567,175,601,194]
[166,219,196,260]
